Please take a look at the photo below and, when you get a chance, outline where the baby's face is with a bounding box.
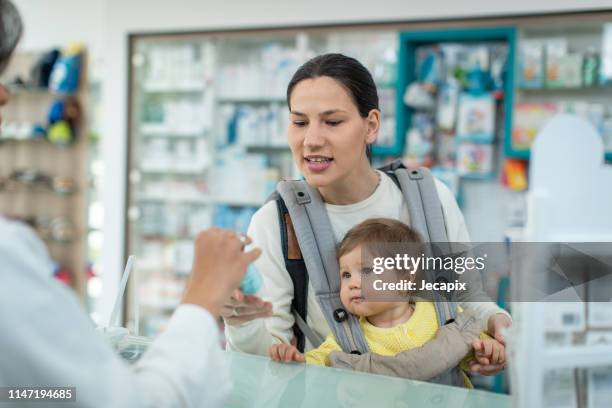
[339,246,398,317]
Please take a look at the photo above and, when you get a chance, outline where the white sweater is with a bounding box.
[225,170,509,355]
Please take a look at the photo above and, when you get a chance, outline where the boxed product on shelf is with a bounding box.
[140,99,211,136]
[143,43,208,90]
[519,40,545,88]
[456,93,495,143]
[545,38,568,88]
[602,119,612,153]
[436,81,460,132]
[210,150,272,205]
[587,303,612,329]
[544,302,586,333]
[541,39,584,89]
[187,208,213,237]
[172,240,195,276]
[456,143,494,178]
[586,331,612,346]
[213,205,257,234]
[220,102,289,148]
[512,102,559,150]
[557,54,584,88]
[588,367,612,408]
[601,23,612,85]
[217,45,302,99]
[542,369,577,408]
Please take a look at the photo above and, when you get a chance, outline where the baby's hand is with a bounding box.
[269,343,305,363]
[472,338,505,366]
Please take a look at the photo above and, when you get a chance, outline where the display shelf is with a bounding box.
[396,27,517,182]
[0,184,77,195]
[142,81,205,93]
[245,144,292,154]
[214,198,263,208]
[517,85,612,93]
[0,137,53,144]
[0,50,90,302]
[137,193,213,204]
[139,163,209,175]
[542,345,612,370]
[511,19,612,163]
[5,84,53,95]
[139,123,206,137]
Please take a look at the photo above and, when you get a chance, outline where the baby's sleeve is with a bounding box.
[305,334,342,366]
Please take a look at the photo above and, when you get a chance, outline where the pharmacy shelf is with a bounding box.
[137,193,213,205]
[142,81,205,93]
[517,85,612,94]
[5,85,54,96]
[245,144,292,154]
[139,163,209,175]
[542,345,612,370]
[213,198,264,208]
[0,137,52,144]
[139,124,206,138]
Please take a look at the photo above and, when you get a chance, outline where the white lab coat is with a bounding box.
[0,218,230,407]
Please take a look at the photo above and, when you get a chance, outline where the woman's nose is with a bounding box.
[303,124,325,148]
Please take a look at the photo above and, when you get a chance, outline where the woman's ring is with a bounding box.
[238,234,247,248]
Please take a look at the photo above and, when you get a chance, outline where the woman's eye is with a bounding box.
[342,271,351,279]
[326,120,342,127]
[293,121,307,127]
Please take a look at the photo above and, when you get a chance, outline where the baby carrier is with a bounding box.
[269,159,463,386]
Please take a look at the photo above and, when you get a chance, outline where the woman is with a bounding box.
[223,53,509,375]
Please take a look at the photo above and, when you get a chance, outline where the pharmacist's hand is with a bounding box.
[269,343,305,363]
[221,289,273,326]
[182,229,261,318]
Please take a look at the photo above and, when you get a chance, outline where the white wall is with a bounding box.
[11,0,612,319]
[12,0,106,58]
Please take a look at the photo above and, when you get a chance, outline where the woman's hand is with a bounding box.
[221,289,273,326]
[469,313,512,375]
[488,313,512,344]
[269,343,305,363]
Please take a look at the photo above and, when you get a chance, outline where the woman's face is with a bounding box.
[287,76,379,188]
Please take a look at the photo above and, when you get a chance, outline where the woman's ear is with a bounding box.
[365,109,381,144]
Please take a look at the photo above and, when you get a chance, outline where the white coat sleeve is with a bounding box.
[224,202,297,355]
[434,181,512,331]
[0,219,229,408]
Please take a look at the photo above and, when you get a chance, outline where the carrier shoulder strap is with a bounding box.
[272,195,323,351]
[378,160,457,324]
[275,181,369,354]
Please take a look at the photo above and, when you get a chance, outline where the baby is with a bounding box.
[269,218,505,387]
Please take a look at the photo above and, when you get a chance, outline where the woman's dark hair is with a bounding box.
[0,0,23,74]
[286,53,379,161]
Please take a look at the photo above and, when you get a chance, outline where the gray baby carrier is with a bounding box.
[270,159,463,386]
